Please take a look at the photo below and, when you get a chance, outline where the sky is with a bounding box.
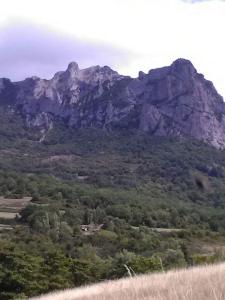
[0,0,225,97]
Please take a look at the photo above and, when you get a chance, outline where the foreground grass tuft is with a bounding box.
[31,262,225,300]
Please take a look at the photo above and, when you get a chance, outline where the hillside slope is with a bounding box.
[31,263,225,300]
[1,130,225,299]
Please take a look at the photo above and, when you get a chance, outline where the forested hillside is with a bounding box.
[1,117,225,299]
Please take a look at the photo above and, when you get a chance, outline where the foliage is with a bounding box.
[0,124,225,298]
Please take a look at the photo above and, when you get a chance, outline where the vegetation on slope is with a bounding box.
[0,115,225,298]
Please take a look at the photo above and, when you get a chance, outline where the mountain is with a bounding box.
[2,60,225,300]
[0,58,225,148]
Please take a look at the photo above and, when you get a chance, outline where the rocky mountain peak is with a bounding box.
[0,78,10,91]
[0,58,225,148]
[171,58,198,81]
[77,65,122,84]
[171,58,196,71]
[52,63,121,85]
[67,61,79,71]
[65,61,79,78]
[147,58,197,82]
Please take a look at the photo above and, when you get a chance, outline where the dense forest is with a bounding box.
[1,113,225,299]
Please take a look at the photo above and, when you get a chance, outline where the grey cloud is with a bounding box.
[0,23,132,81]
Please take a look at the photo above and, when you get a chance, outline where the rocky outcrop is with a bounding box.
[0,58,225,148]
[134,59,225,149]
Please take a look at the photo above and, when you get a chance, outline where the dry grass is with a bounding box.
[0,211,18,219]
[151,227,184,233]
[0,196,32,227]
[42,155,75,163]
[0,224,13,230]
[0,196,32,210]
[30,263,225,300]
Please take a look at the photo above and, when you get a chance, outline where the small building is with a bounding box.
[80,223,104,234]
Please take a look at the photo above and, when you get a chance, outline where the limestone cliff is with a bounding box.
[0,58,225,148]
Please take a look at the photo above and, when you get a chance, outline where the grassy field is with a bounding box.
[31,263,225,300]
[0,211,18,219]
[0,196,32,230]
[0,224,13,230]
[0,196,32,210]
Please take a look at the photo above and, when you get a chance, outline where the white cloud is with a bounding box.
[0,0,225,97]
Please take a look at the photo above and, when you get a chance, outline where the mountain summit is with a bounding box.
[0,58,225,148]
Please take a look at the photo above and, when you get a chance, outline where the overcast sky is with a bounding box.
[0,0,225,97]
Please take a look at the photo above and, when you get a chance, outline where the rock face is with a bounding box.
[1,58,225,148]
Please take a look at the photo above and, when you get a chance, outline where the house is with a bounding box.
[80,223,104,234]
